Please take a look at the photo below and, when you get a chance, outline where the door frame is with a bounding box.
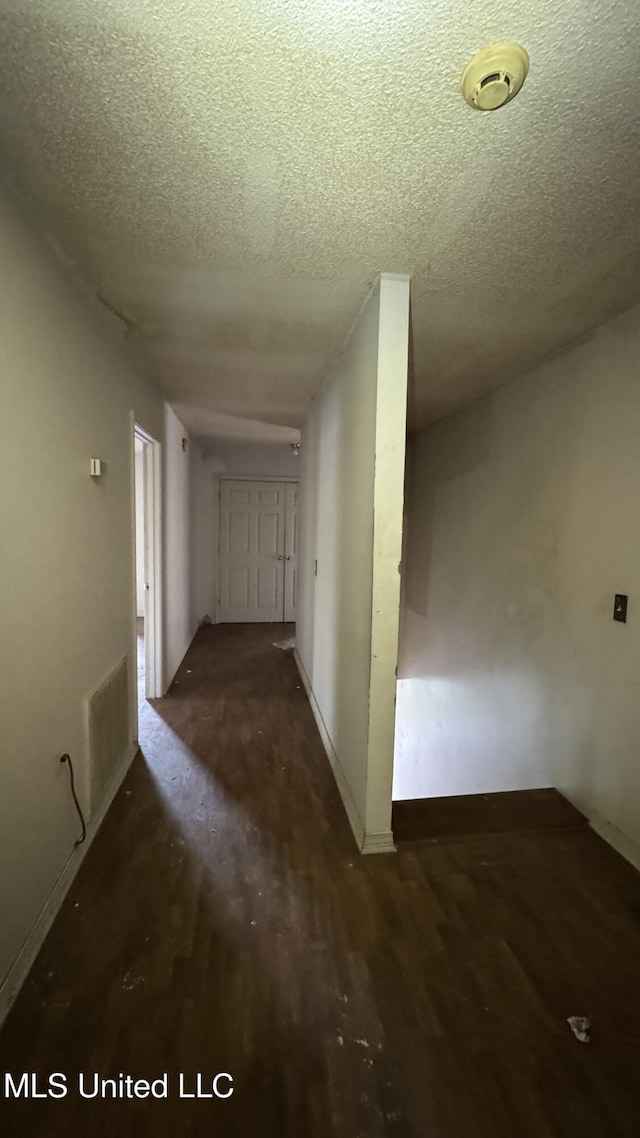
[283,482,299,623]
[132,419,164,710]
[215,475,299,624]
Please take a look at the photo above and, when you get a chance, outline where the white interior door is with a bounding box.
[284,483,299,622]
[218,480,286,622]
[217,479,299,623]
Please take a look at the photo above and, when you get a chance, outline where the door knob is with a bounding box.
[285,555,292,561]
[276,555,284,561]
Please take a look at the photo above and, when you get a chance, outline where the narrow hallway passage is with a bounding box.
[1,626,640,1137]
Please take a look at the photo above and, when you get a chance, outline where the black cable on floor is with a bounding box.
[60,753,87,845]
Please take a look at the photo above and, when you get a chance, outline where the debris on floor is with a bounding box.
[567,1015,592,1043]
[272,636,295,652]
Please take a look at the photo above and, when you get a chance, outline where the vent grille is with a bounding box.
[86,656,129,814]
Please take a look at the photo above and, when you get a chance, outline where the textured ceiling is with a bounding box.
[1,0,640,436]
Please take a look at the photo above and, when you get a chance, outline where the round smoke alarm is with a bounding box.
[461,43,529,111]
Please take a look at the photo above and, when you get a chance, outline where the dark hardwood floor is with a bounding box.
[392,788,588,843]
[1,623,639,1137]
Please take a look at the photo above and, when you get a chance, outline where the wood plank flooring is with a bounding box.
[1,623,640,1137]
[392,788,588,843]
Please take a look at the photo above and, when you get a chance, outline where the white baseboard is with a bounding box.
[361,830,397,855]
[0,740,137,1028]
[293,650,395,856]
[589,812,640,873]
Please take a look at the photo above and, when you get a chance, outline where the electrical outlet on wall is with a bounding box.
[613,594,628,623]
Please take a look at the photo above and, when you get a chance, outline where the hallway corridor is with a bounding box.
[1,625,640,1137]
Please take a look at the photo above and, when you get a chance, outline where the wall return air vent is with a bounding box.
[461,43,529,111]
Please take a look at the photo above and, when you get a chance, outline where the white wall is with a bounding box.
[164,407,199,681]
[194,439,301,622]
[297,410,320,678]
[396,302,640,864]
[189,443,207,630]
[0,186,196,1013]
[134,441,145,617]
[202,439,301,479]
[297,274,410,853]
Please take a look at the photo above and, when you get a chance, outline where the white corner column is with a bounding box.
[296,273,410,854]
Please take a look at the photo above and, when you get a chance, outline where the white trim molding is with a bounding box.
[134,421,164,699]
[361,830,397,855]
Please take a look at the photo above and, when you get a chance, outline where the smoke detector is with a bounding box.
[461,43,529,111]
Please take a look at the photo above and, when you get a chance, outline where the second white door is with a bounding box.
[218,480,298,623]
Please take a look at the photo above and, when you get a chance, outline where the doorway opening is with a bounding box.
[133,422,163,732]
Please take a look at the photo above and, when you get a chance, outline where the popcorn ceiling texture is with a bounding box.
[1,0,640,433]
